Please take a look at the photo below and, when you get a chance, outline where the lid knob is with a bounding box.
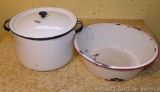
[39,11,47,18]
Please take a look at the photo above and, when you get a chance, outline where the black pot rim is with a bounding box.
[11,22,77,41]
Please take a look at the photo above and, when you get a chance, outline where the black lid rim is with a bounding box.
[11,25,75,41]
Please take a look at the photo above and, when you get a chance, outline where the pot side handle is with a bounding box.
[75,21,83,33]
[3,19,11,31]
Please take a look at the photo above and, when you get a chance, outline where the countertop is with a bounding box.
[0,19,160,92]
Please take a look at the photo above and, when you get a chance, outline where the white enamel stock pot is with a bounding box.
[4,7,83,71]
[74,23,159,81]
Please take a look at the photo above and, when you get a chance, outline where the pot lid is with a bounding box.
[9,7,77,39]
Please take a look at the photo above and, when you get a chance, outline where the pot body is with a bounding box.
[3,7,83,71]
[14,31,74,71]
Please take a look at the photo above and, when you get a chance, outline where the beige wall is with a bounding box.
[0,0,160,43]
[142,0,160,44]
